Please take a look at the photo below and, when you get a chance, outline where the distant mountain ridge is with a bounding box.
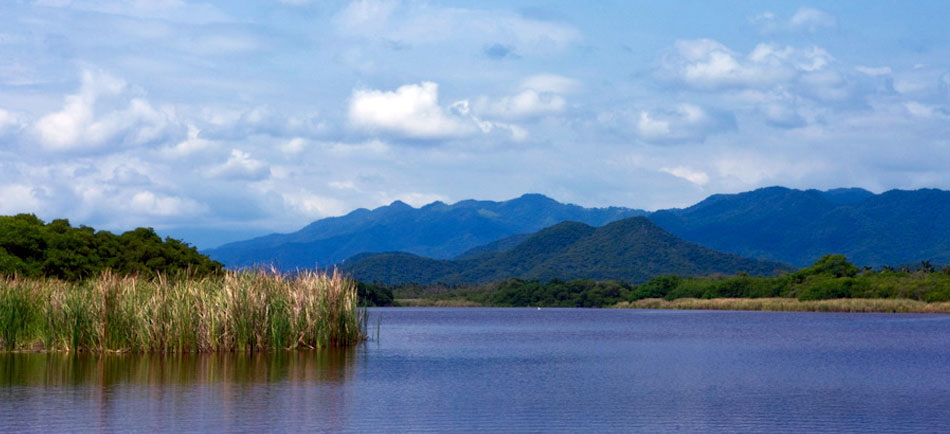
[649,186,950,267]
[341,217,790,285]
[208,187,950,271]
[205,194,646,269]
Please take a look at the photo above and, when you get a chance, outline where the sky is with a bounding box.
[1,0,949,248]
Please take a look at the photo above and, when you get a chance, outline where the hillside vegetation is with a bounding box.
[0,214,222,280]
[650,186,950,267]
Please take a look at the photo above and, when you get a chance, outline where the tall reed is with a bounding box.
[0,269,366,352]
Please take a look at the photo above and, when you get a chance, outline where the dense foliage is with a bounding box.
[384,255,950,308]
[631,255,950,303]
[356,282,395,306]
[0,214,223,280]
[344,217,789,285]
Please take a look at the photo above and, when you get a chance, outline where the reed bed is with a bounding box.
[0,270,366,352]
[614,297,950,313]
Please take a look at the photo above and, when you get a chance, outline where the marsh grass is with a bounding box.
[0,269,365,352]
[614,297,950,313]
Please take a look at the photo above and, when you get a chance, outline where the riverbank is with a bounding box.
[0,270,366,352]
[614,297,950,313]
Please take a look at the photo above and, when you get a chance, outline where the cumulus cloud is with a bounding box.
[209,149,271,181]
[634,104,736,143]
[664,39,833,90]
[161,125,215,158]
[32,69,179,153]
[348,82,474,139]
[477,89,565,119]
[474,74,576,120]
[197,106,325,141]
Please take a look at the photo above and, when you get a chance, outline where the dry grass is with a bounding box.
[0,269,366,352]
[614,297,950,313]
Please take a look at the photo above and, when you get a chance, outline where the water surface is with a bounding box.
[3,308,950,433]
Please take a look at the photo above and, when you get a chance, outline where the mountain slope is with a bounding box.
[206,194,646,269]
[649,186,950,267]
[342,217,790,285]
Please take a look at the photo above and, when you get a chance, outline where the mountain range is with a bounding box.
[341,217,790,285]
[649,186,950,267]
[205,194,645,269]
[206,186,950,271]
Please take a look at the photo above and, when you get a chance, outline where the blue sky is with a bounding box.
[1,1,949,248]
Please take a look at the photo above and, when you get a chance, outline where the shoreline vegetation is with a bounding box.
[393,297,950,313]
[383,255,950,314]
[0,270,366,353]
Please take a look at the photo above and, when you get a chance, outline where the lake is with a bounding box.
[3,308,950,433]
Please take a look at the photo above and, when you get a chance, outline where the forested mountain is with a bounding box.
[0,214,222,280]
[205,194,646,269]
[649,187,950,267]
[342,217,790,285]
[208,187,950,271]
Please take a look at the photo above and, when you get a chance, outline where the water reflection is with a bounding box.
[0,349,359,387]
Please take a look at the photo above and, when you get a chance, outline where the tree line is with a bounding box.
[0,214,223,280]
[380,255,950,307]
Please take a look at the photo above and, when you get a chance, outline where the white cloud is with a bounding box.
[904,102,949,119]
[348,82,474,139]
[280,191,349,218]
[789,8,837,32]
[32,69,178,153]
[752,8,836,33]
[478,89,565,119]
[665,39,834,90]
[661,166,710,186]
[0,109,23,137]
[472,74,576,121]
[130,191,205,217]
[0,185,44,214]
[634,104,735,143]
[209,149,270,180]
[282,137,309,154]
[161,125,215,158]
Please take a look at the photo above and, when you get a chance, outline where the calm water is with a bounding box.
[3,308,950,433]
